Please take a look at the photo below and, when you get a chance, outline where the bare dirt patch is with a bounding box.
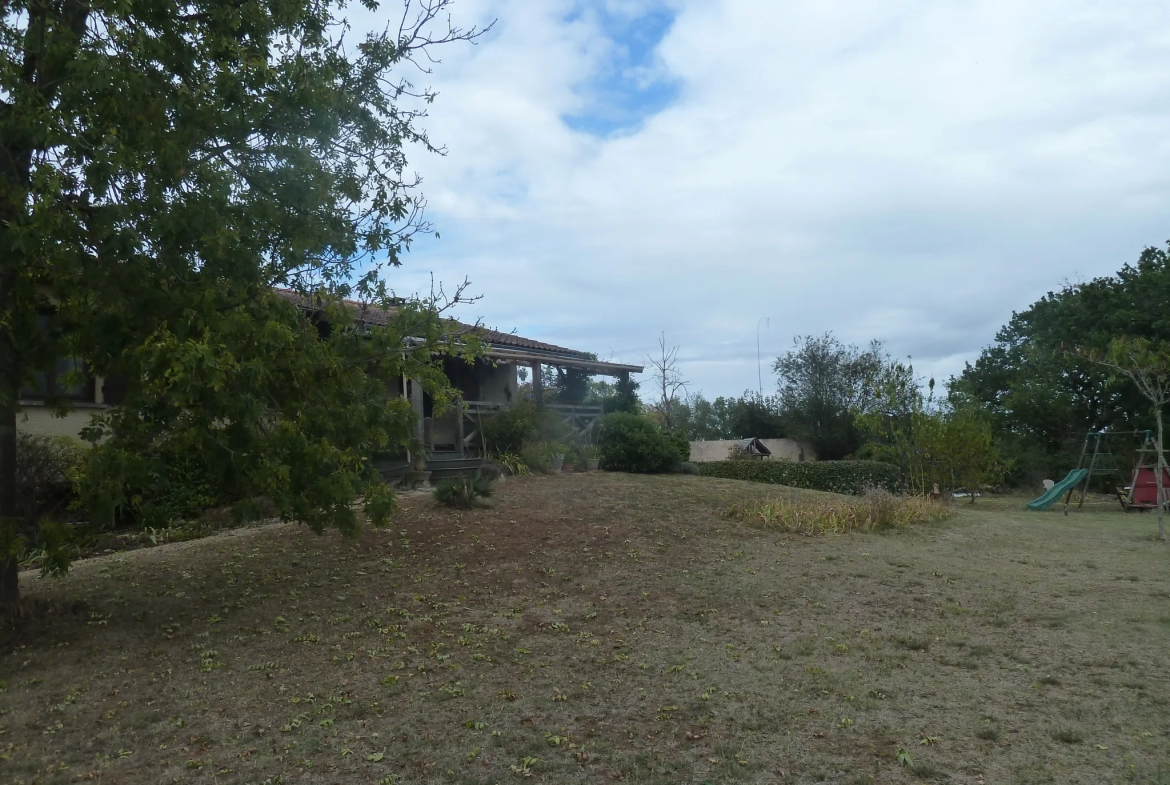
[2,474,1168,784]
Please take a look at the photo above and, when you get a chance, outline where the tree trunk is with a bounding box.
[0,396,19,611]
[1157,409,1167,542]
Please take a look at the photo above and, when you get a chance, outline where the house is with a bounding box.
[17,290,643,479]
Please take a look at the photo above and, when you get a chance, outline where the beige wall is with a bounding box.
[689,438,816,463]
[758,438,816,462]
[477,361,517,404]
[17,404,106,441]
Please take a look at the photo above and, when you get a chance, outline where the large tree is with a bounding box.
[773,333,913,460]
[0,0,486,610]
[951,244,1170,482]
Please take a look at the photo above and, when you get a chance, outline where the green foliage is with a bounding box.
[667,428,691,462]
[0,0,485,603]
[77,290,455,535]
[481,402,573,455]
[698,459,900,495]
[433,474,495,509]
[520,442,565,475]
[952,244,1170,483]
[597,413,685,473]
[598,376,641,414]
[494,452,530,477]
[856,378,1004,497]
[674,392,786,440]
[14,433,86,525]
[773,334,914,459]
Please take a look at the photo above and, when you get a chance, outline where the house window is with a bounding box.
[20,356,96,402]
[18,311,97,403]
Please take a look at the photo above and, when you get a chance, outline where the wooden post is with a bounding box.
[456,399,465,458]
[532,363,543,404]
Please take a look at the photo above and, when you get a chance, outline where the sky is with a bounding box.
[351,0,1170,400]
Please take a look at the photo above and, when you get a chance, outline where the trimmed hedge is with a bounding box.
[698,459,900,495]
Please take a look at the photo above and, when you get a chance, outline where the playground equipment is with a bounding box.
[1026,468,1088,511]
[1116,434,1170,512]
[1026,430,1169,514]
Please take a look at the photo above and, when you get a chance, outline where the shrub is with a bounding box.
[79,434,221,528]
[494,452,530,477]
[667,429,690,462]
[481,402,571,455]
[481,402,541,454]
[15,433,87,524]
[597,413,684,473]
[433,473,495,508]
[521,441,564,474]
[726,488,947,535]
[698,459,900,495]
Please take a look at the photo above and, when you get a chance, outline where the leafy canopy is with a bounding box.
[773,333,914,460]
[0,0,487,603]
[951,244,1170,480]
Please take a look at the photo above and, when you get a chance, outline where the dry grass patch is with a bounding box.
[727,488,949,534]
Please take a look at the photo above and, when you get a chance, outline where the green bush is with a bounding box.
[15,433,87,524]
[668,429,690,462]
[80,433,220,528]
[433,473,495,508]
[698,459,900,495]
[598,413,684,473]
[481,402,572,455]
[520,441,564,474]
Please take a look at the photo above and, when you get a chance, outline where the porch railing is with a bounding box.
[460,400,604,454]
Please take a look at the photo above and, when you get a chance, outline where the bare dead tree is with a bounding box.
[648,332,688,430]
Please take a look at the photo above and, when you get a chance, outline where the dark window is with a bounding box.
[441,357,480,400]
[102,376,129,406]
[20,356,95,402]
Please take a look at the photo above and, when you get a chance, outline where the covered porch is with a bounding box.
[388,335,643,482]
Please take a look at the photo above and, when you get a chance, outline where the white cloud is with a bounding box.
[366,0,1170,396]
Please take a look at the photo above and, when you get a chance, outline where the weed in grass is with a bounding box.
[1051,727,1084,744]
[910,760,948,780]
[894,635,931,652]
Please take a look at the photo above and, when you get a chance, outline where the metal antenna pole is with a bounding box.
[756,317,769,397]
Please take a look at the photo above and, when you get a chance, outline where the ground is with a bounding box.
[2,474,1169,785]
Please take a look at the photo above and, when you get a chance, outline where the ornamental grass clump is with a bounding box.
[433,474,495,509]
[726,488,948,535]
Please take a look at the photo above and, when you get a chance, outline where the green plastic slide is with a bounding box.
[1026,468,1088,511]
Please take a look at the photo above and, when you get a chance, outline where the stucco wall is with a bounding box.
[689,438,816,463]
[758,438,816,462]
[477,362,517,405]
[17,404,106,441]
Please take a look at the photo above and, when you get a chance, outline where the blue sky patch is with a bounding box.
[563,3,680,137]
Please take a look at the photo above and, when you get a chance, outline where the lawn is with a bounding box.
[2,473,1169,785]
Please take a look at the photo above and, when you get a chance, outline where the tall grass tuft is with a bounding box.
[726,488,948,535]
[433,473,495,509]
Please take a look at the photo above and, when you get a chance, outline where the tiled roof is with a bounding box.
[273,288,592,359]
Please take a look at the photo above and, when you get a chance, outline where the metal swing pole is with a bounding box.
[1064,432,1092,516]
[1078,433,1102,510]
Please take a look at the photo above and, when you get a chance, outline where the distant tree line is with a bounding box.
[951,243,1170,485]
[667,243,1170,491]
